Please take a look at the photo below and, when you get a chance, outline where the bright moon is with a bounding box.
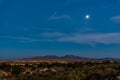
[85,14,90,19]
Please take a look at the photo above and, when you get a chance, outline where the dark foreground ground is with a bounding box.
[0,60,120,80]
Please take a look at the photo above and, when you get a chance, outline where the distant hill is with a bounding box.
[22,55,120,61]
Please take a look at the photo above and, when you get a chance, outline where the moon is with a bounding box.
[85,14,90,19]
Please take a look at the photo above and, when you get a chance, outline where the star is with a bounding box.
[85,14,90,19]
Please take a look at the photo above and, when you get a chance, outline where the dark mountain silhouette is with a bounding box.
[22,55,120,61]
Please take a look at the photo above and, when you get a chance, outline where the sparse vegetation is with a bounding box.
[0,61,120,80]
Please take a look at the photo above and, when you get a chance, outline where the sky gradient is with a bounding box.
[0,0,120,59]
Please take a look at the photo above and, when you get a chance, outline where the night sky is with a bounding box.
[0,0,120,59]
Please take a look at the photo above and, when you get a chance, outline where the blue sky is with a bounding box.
[0,0,120,59]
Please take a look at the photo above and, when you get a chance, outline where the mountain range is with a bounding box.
[22,55,120,61]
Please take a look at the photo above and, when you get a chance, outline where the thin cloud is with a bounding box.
[48,12,71,20]
[0,36,31,40]
[77,28,95,33]
[0,36,54,43]
[110,16,120,23]
[33,32,120,45]
[21,39,53,43]
[0,36,39,42]
[58,32,120,45]
[40,32,65,37]
[1,32,120,45]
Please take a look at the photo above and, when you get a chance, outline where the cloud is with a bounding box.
[0,36,54,43]
[31,32,120,45]
[77,28,95,33]
[40,32,65,37]
[1,32,120,45]
[48,12,71,20]
[48,15,71,20]
[0,36,40,42]
[57,32,120,45]
[110,16,120,23]
[21,39,53,43]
